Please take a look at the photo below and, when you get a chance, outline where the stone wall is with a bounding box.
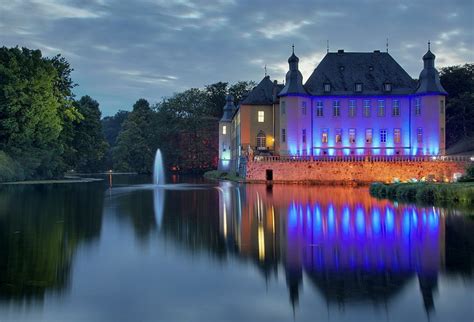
[246,160,469,184]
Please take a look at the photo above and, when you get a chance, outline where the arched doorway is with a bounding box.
[256,131,266,151]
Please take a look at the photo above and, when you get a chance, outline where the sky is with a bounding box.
[1,0,473,116]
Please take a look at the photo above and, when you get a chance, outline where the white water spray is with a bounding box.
[153,149,165,185]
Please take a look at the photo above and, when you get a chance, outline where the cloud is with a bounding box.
[30,0,104,19]
[1,0,472,116]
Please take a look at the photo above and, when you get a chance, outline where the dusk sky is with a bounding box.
[2,0,473,116]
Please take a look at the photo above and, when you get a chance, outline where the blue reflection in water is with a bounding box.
[356,207,365,236]
[372,208,381,236]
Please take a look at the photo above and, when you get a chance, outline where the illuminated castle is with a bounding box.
[219,44,447,172]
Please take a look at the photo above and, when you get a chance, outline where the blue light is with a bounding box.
[328,205,335,234]
[356,207,365,235]
[342,206,350,235]
[372,208,381,236]
[385,207,394,233]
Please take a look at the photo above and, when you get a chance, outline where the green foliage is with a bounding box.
[102,110,130,146]
[71,96,108,172]
[370,182,474,206]
[459,164,474,182]
[113,99,155,173]
[440,64,474,148]
[0,47,80,180]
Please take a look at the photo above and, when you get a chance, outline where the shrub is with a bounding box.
[0,151,24,182]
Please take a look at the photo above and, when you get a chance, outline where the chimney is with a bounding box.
[337,49,344,54]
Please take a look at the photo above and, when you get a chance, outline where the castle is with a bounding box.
[218,44,448,175]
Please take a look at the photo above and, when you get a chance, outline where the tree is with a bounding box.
[440,64,474,148]
[71,96,108,172]
[102,110,130,146]
[229,80,256,104]
[205,82,228,117]
[0,47,75,179]
[113,99,155,173]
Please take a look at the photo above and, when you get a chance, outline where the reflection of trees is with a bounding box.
[444,213,474,276]
[160,189,228,259]
[0,183,104,301]
[112,190,158,242]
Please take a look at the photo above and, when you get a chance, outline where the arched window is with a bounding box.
[256,131,266,150]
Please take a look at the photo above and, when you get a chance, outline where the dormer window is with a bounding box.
[384,83,392,92]
[324,83,331,92]
[355,83,363,92]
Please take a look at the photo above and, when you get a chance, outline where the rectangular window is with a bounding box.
[365,129,373,143]
[355,83,363,92]
[380,129,387,143]
[377,100,385,116]
[324,83,331,92]
[349,100,356,117]
[440,99,445,114]
[363,100,371,117]
[392,100,400,116]
[415,98,421,116]
[394,128,401,144]
[222,125,227,135]
[281,101,286,115]
[417,128,423,143]
[258,111,264,122]
[302,101,307,115]
[335,128,342,144]
[384,83,392,92]
[349,128,356,144]
[302,129,306,143]
[322,129,328,143]
[333,100,340,117]
[282,128,286,142]
[316,101,324,117]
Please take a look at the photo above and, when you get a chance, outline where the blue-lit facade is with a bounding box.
[278,46,447,157]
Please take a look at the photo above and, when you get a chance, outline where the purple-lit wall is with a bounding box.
[279,94,444,156]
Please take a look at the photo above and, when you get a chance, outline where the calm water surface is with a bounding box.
[0,175,473,322]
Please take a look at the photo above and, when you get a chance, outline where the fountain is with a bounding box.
[153,149,166,185]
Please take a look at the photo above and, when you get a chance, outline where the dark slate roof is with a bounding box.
[241,76,281,105]
[220,94,235,122]
[304,51,417,95]
[416,50,447,95]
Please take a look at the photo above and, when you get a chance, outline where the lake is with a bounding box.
[0,175,472,322]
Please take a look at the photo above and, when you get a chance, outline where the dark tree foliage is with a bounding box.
[440,64,474,149]
[113,99,155,173]
[71,96,108,172]
[0,47,80,180]
[229,80,256,104]
[102,110,130,146]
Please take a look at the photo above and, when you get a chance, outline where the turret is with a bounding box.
[221,94,235,121]
[416,42,447,95]
[279,45,307,96]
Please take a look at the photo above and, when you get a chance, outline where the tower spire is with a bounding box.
[386,38,389,53]
[428,40,431,51]
[292,43,295,54]
[264,64,267,77]
[327,40,329,53]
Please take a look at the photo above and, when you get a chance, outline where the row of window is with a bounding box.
[281,128,427,144]
[279,97,445,118]
[264,98,444,124]
[323,83,393,93]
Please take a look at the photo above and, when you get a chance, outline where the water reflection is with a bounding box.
[214,183,473,314]
[0,183,104,301]
[0,177,472,321]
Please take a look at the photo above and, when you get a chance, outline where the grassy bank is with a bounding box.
[370,182,474,207]
[203,170,242,182]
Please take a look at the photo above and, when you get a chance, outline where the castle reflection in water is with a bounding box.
[217,183,445,313]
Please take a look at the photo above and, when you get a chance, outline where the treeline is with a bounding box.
[0,47,108,182]
[0,45,472,181]
[103,81,255,174]
[440,64,474,151]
